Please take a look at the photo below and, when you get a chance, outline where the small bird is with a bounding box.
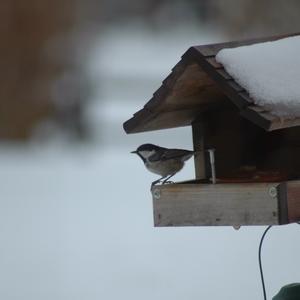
[131,143,195,187]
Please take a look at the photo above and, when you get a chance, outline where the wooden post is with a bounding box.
[287,181,300,223]
[192,118,209,180]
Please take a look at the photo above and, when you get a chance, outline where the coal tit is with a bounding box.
[131,143,194,187]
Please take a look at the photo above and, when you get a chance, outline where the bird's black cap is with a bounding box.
[135,143,161,152]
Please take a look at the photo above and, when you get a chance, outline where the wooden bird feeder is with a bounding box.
[123,33,300,227]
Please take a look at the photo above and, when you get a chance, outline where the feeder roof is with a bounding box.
[123,32,300,134]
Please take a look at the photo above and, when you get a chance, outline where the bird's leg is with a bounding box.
[161,173,176,185]
[151,176,167,188]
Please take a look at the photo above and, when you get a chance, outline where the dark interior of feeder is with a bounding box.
[194,108,300,183]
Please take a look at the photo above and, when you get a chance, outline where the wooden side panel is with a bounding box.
[203,109,246,177]
[277,182,289,224]
[152,183,280,226]
[285,180,300,223]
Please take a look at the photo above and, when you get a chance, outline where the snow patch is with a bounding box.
[216,36,300,117]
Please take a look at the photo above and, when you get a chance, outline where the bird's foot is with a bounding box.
[162,180,174,185]
[151,180,161,188]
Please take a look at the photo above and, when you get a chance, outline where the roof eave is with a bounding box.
[124,32,300,134]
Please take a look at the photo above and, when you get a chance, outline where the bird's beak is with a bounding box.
[131,150,137,154]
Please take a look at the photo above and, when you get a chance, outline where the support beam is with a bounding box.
[192,118,209,180]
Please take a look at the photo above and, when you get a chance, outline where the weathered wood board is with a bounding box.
[152,182,283,226]
[280,180,300,223]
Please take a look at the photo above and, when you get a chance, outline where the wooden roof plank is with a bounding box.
[206,57,223,69]
[123,108,153,133]
[226,81,244,92]
[216,69,232,80]
[124,32,300,134]
[269,117,300,131]
[238,91,256,106]
[240,106,272,130]
[240,106,300,131]
[124,107,204,133]
[183,47,248,109]
[144,59,188,111]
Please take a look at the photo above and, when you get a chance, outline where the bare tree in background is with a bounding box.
[0,0,214,141]
[0,0,95,140]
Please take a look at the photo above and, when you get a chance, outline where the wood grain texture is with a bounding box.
[152,183,280,226]
[184,47,249,109]
[285,180,300,223]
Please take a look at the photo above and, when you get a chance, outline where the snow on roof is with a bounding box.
[216,36,300,117]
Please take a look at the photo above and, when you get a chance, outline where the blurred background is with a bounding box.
[1,1,300,299]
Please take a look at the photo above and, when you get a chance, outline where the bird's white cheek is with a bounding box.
[139,150,155,159]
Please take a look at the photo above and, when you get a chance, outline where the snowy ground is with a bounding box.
[0,24,299,300]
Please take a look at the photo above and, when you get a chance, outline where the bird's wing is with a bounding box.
[149,149,194,162]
